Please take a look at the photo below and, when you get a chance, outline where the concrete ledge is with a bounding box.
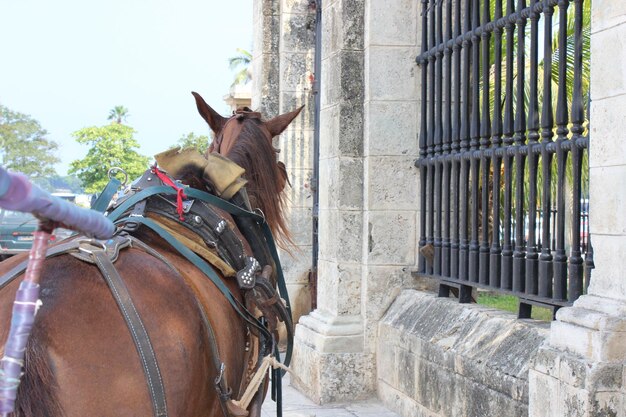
[377,290,549,417]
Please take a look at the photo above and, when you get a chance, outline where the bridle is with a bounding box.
[211,108,269,155]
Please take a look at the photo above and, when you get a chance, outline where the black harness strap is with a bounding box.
[90,246,168,417]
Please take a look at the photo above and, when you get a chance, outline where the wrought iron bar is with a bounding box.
[479,0,492,285]
[501,0,516,291]
[525,0,540,299]
[459,0,472,282]
[490,0,504,289]
[553,0,570,301]
[512,0,527,294]
[469,0,481,283]
[427,0,437,275]
[442,0,453,278]
[539,0,555,298]
[451,0,463,279]
[418,0,429,273]
[568,0,585,301]
[434,0,444,276]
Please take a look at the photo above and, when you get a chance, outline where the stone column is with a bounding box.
[252,0,316,329]
[276,0,316,329]
[529,2,626,415]
[291,0,420,403]
[252,0,280,118]
[291,0,372,403]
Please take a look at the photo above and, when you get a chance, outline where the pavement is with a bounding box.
[261,374,401,417]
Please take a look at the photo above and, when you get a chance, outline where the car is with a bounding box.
[0,209,38,260]
[0,208,76,261]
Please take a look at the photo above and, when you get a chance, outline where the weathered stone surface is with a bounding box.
[366,0,418,46]
[322,0,364,59]
[591,0,626,33]
[590,15,626,100]
[378,290,547,417]
[364,100,419,157]
[367,211,416,265]
[281,52,315,91]
[318,157,364,210]
[281,12,316,53]
[292,338,375,403]
[367,155,419,210]
[589,96,626,169]
[366,46,418,101]
[589,167,626,236]
[315,260,362,316]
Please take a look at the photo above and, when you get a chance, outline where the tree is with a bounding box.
[69,120,149,193]
[107,106,130,124]
[0,104,60,178]
[172,132,211,154]
[228,48,252,87]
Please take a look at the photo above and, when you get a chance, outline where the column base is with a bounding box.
[290,309,375,403]
[529,295,626,417]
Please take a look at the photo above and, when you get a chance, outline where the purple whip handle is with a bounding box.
[0,226,51,414]
[0,280,40,414]
[0,166,114,239]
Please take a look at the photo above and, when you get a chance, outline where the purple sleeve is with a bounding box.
[0,166,114,239]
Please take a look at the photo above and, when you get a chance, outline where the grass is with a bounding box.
[477,292,554,322]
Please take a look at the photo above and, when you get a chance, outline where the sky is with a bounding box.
[0,0,252,175]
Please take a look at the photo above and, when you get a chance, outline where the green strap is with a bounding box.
[115,216,272,342]
[91,178,122,212]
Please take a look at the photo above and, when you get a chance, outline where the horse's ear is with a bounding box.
[192,91,227,134]
[265,106,304,137]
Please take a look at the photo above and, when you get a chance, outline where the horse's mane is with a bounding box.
[221,118,293,249]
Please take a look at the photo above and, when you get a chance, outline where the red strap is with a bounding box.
[151,167,187,220]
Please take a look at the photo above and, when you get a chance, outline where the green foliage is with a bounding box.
[0,104,60,178]
[172,132,211,154]
[69,122,149,193]
[477,293,553,321]
[228,48,252,87]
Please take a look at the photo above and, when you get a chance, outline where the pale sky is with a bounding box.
[0,0,252,175]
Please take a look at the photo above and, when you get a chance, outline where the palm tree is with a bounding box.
[108,106,130,124]
[228,48,252,87]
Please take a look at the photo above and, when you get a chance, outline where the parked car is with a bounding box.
[0,205,76,261]
[0,209,38,260]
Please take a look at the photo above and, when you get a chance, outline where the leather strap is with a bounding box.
[0,240,83,291]
[91,248,168,417]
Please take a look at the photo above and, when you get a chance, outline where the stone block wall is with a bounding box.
[379,290,548,417]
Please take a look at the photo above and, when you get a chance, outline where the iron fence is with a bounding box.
[415,0,592,318]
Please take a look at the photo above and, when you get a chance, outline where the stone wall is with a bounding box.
[378,290,548,417]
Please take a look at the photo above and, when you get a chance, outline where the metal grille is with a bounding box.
[415,0,592,318]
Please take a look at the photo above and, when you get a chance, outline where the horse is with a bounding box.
[0,92,303,417]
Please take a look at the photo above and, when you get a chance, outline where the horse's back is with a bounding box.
[0,243,220,417]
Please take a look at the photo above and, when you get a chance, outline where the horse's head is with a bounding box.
[191,91,303,247]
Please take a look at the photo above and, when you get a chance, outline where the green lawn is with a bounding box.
[477,293,554,321]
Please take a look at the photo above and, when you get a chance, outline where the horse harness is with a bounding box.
[0,167,293,417]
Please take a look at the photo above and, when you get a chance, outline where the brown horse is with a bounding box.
[0,92,302,417]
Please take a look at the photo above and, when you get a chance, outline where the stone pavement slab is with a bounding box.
[262,375,401,417]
